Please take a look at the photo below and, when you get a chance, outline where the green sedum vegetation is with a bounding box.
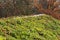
[0,14,60,40]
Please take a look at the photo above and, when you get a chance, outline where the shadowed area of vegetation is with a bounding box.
[0,14,60,40]
[0,0,34,17]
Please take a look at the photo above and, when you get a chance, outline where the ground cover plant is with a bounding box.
[0,14,60,40]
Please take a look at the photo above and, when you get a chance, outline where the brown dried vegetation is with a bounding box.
[33,0,60,20]
[0,0,60,20]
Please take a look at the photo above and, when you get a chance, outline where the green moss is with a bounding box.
[0,15,60,40]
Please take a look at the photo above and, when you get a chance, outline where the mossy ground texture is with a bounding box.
[0,15,60,40]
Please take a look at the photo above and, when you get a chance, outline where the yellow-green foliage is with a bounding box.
[0,36,6,40]
[0,15,60,40]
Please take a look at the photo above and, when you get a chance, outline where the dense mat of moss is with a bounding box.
[0,15,60,40]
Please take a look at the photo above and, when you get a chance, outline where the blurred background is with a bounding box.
[0,0,60,17]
